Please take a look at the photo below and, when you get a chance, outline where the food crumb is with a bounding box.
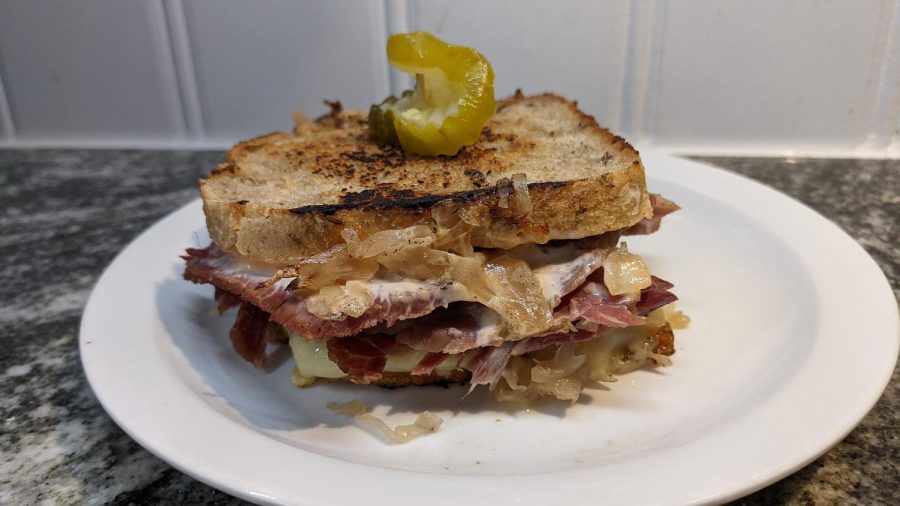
[326,399,443,444]
[667,310,691,329]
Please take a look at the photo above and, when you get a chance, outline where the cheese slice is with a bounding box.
[289,333,462,383]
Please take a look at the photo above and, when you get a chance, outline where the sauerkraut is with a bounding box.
[449,254,554,337]
[492,308,678,408]
[664,306,691,329]
[602,242,652,296]
[496,173,532,216]
[327,399,444,443]
[306,282,374,319]
[267,244,379,291]
[342,225,434,258]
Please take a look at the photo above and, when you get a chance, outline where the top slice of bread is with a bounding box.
[201,93,652,264]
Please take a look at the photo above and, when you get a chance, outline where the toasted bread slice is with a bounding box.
[202,93,651,264]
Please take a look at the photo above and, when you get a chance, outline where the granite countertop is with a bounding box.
[0,150,897,505]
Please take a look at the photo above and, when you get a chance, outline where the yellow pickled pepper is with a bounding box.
[369,32,495,156]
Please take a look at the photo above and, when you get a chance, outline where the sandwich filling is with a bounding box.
[183,188,681,406]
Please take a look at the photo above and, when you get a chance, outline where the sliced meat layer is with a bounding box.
[229,302,270,367]
[625,194,680,235]
[554,271,646,327]
[463,345,513,392]
[636,276,678,316]
[509,329,598,356]
[184,245,453,341]
[325,334,401,384]
[215,287,242,314]
[394,304,481,354]
[394,272,677,360]
[412,352,451,376]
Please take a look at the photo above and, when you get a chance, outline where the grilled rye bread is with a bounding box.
[201,93,652,264]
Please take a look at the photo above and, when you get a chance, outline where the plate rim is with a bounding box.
[79,152,899,505]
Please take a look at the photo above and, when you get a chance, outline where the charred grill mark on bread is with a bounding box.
[288,180,570,215]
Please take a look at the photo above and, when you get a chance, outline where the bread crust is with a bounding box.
[201,93,652,263]
[371,370,471,388]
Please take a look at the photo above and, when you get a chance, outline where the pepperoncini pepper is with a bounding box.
[369,32,495,156]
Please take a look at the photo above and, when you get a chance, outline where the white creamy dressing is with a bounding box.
[472,309,503,347]
[366,276,471,305]
[526,244,606,307]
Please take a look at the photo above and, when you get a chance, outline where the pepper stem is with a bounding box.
[415,73,427,104]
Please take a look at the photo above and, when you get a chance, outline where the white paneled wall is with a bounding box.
[0,1,184,143]
[652,0,895,154]
[0,0,896,157]
[182,0,390,142]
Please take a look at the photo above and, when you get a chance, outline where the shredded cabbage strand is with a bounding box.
[306,282,374,319]
[327,400,444,444]
[493,309,681,409]
[267,244,379,291]
[602,242,652,296]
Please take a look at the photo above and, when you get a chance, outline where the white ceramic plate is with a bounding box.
[80,153,898,505]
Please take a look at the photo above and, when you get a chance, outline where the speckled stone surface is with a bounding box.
[0,151,896,505]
